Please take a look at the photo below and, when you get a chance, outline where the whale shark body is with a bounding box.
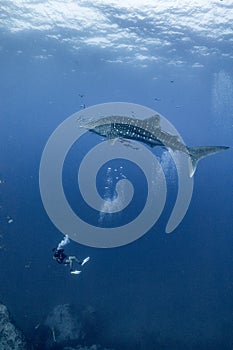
[83,114,229,177]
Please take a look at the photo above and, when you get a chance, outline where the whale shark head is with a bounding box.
[90,123,112,137]
[84,122,115,140]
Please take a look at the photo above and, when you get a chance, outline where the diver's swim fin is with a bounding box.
[71,270,81,275]
[81,257,90,266]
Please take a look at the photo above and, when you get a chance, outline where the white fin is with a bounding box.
[71,270,81,275]
[81,257,90,266]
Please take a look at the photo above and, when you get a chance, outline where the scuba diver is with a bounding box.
[52,248,67,264]
[53,235,90,275]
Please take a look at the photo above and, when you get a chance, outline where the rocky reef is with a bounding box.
[33,303,114,350]
[0,302,113,350]
[0,303,29,350]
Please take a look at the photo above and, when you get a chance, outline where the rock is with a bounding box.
[44,304,82,346]
[0,303,29,350]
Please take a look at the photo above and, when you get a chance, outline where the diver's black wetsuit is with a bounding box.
[53,248,67,264]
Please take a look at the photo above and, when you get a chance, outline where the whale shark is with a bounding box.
[83,114,229,177]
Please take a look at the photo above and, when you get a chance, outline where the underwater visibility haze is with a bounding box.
[0,1,233,349]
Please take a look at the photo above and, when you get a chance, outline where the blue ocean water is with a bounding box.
[0,1,233,349]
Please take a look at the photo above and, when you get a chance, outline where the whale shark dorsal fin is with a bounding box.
[144,114,161,129]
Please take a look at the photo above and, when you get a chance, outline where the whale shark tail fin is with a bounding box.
[187,146,229,177]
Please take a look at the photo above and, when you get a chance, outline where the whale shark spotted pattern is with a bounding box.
[83,114,229,177]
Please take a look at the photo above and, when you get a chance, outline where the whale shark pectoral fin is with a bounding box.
[107,138,118,145]
[187,146,229,177]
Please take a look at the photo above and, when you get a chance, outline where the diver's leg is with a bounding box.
[66,256,74,271]
[69,255,82,265]
[68,256,81,274]
[68,255,90,266]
